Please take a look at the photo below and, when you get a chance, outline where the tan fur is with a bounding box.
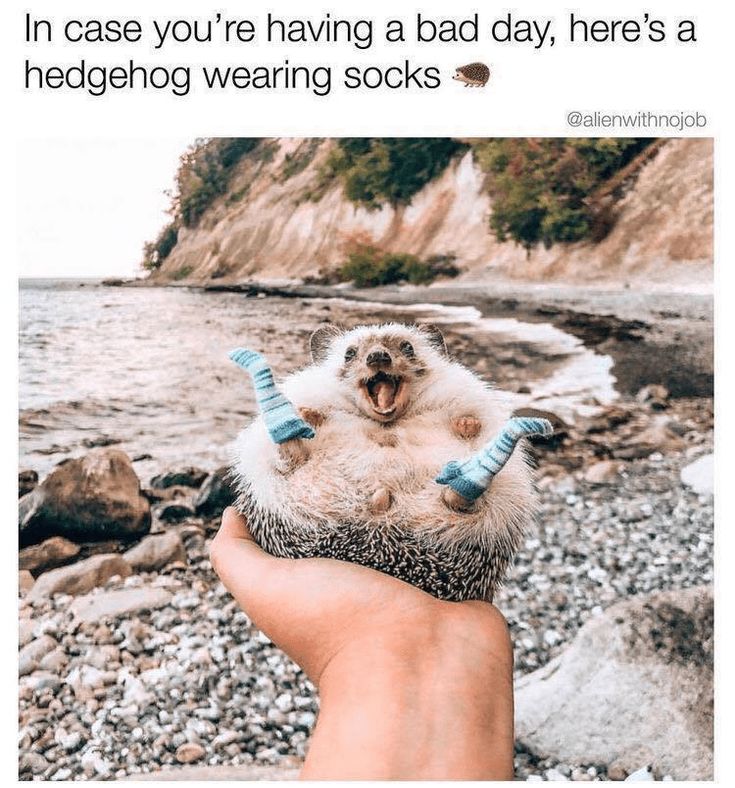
[452,415,482,440]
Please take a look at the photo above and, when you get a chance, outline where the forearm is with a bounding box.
[301,613,514,780]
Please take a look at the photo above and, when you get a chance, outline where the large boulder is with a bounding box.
[124,532,186,572]
[19,536,81,574]
[514,586,713,780]
[194,466,238,517]
[27,553,131,602]
[19,449,151,547]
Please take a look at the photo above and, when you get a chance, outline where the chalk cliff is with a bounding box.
[150,138,712,289]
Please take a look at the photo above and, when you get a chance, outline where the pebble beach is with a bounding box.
[19,280,714,781]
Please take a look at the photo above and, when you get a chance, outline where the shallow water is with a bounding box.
[19,280,617,480]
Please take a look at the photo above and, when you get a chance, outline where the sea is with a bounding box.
[19,278,616,482]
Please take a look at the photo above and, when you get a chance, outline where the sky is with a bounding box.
[17,138,189,278]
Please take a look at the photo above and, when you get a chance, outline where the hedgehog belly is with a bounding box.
[239,493,507,602]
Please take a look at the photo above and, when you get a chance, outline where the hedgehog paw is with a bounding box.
[299,407,326,428]
[441,487,474,513]
[369,487,393,514]
[452,415,482,440]
[276,439,311,474]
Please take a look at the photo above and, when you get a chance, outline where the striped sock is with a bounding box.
[436,416,553,502]
[229,349,315,444]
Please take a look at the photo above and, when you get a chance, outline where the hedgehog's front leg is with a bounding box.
[436,416,554,512]
[229,349,317,472]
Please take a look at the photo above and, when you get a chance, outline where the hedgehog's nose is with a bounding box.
[366,349,392,368]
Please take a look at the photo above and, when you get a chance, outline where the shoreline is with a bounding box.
[122,276,714,399]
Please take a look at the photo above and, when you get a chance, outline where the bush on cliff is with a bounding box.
[336,243,459,287]
[472,138,654,250]
[324,138,467,209]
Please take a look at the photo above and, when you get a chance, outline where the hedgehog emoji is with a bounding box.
[453,62,490,87]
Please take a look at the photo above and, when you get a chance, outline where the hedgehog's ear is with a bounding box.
[419,324,447,355]
[310,323,344,362]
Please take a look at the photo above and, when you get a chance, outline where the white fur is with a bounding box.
[232,324,536,550]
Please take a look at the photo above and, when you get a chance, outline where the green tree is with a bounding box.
[325,138,467,209]
[472,138,653,250]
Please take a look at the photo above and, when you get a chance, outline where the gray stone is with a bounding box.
[27,553,132,602]
[158,502,195,523]
[680,454,713,497]
[124,532,187,572]
[69,587,173,623]
[151,467,208,489]
[514,586,713,781]
[194,466,237,517]
[19,635,58,674]
[19,469,39,498]
[19,448,151,546]
[19,618,36,647]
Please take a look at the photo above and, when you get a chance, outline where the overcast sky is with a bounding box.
[17,139,189,279]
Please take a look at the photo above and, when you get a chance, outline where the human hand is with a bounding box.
[210,507,514,779]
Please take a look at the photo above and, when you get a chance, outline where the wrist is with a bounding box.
[302,604,514,780]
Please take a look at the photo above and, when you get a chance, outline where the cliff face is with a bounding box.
[152,138,713,288]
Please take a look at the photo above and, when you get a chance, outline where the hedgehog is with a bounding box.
[452,62,490,87]
[228,323,551,602]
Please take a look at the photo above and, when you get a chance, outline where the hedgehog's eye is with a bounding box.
[344,347,357,362]
[399,341,415,357]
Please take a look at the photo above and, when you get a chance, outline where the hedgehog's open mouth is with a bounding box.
[362,371,404,417]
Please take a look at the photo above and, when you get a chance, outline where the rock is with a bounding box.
[19,570,35,595]
[19,619,36,647]
[636,384,669,410]
[151,467,208,489]
[39,647,69,672]
[514,586,713,780]
[583,460,621,485]
[614,418,684,460]
[194,466,237,517]
[124,532,187,571]
[680,454,713,497]
[584,406,633,434]
[625,765,655,781]
[27,553,132,602]
[19,448,151,547]
[607,762,630,780]
[19,536,81,573]
[158,502,195,522]
[123,764,302,780]
[175,742,206,764]
[69,586,173,623]
[19,751,49,776]
[19,635,58,676]
[19,469,38,498]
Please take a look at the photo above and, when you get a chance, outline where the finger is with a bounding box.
[216,506,257,543]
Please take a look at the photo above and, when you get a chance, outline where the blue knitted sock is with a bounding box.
[229,349,315,444]
[436,416,553,502]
